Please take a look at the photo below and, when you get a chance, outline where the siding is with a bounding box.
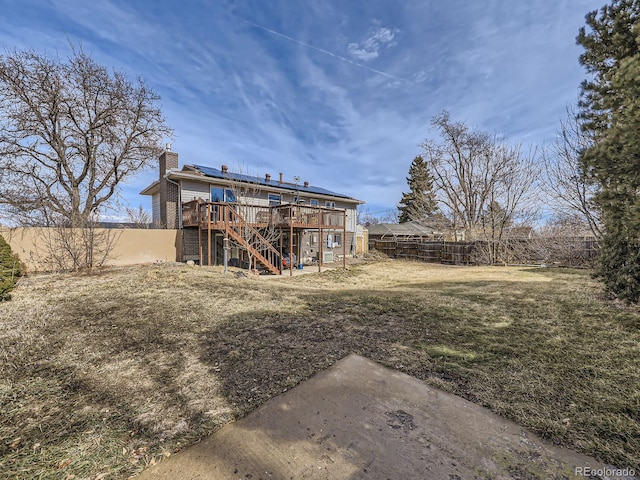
[152,193,160,224]
[236,188,270,207]
[299,231,358,262]
[345,206,357,232]
[181,180,210,203]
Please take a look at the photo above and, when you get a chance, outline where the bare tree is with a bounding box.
[0,47,172,270]
[126,205,152,228]
[380,209,399,224]
[542,106,602,239]
[0,47,172,226]
[356,207,402,227]
[225,171,282,273]
[357,207,381,226]
[357,207,372,226]
[36,220,120,272]
[422,111,540,263]
[530,213,597,267]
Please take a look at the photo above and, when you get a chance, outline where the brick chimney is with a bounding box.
[159,149,179,229]
[221,165,228,174]
[304,181,309,188]
[265,173,271,182]
[159,149,178,179]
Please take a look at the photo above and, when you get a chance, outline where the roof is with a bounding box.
[140,180,159,196]
[367,221,439,237]
[191,164,360,202]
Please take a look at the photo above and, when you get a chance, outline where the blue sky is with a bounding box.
[1,0,603,219]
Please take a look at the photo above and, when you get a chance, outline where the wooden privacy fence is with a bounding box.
[370,240,475,265]
[369,238,598,266]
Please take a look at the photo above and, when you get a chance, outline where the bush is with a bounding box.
[0,234,23,300]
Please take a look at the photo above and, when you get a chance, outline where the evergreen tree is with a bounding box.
[577,0,640,302]
[397,155,438,223]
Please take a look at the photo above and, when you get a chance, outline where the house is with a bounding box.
[140,149,365,273]
[367,221,442,243]
[367,217,466,244]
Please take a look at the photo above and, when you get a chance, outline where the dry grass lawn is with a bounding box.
[0,259,639,479]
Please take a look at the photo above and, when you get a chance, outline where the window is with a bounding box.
[326,233,341,247]
[210,187,224,202]
[268,193,281,207]
[327,233,341,248]
[325,201,335,208]
[210,187,236,202]
[310,234,317,245]
[309,199,319,207]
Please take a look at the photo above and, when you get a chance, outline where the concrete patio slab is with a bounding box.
[136,354,633,480]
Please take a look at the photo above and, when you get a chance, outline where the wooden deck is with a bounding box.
[181,201,347,275]
[182,201,345,230]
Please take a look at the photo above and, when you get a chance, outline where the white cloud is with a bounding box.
[348,27,399,61]
[0,0,606,214]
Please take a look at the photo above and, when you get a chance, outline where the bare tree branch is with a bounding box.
[0,48,173,227]
[226,168,282,273]
[541,105,602,239]
[422,111,541,263]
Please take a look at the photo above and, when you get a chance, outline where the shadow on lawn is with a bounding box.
[192,289,464,480]
[196,284,640,474]
[197,288,466,415]
[3,272,638,479]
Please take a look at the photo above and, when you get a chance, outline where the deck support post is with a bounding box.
[318,209,323,273]
[279,227,283,275]
[207,204,212,266]
[223,235,229,274]
[289,219,293,276]
[213,233,217,266]
[343,210,347,270]
[198,207,203,266]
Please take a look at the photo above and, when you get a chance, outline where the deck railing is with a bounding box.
[181,200,345,229]
[271,204,344,228]
[224,204,282,274]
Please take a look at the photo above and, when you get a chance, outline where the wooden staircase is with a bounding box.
[223,205,282,275]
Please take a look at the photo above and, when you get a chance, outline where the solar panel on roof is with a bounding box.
[192,165,354,200]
